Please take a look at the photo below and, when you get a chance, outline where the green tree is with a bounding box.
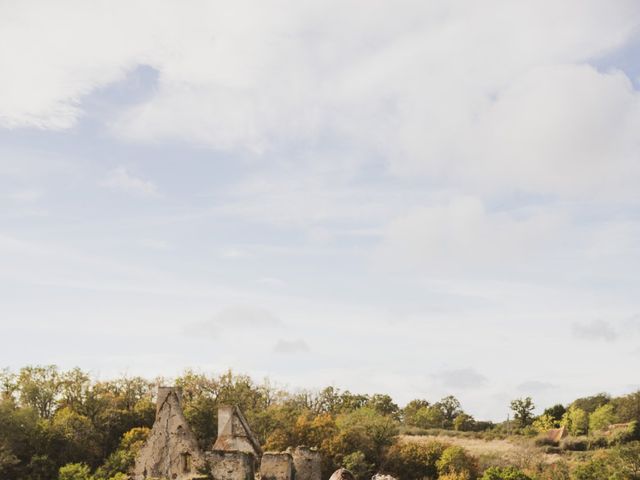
[570,393,610,414]
[453,413,476,432]
[367,394,399,418]
[402,399,430,426]
[414,405,445,429]
[510,397,535,428]
[342,451,373,480]
[93,427,149,480]
[58,462,92,480]
[588,403,615,432]
[532,414,557,433]
[0,441,19,478]
[332,407,398,467]
[383,441,446,480]
[436,396,463,426]
[17,365,62,419]
[612,391,640,424]
[561,406,588,436]
[543,404,566,423]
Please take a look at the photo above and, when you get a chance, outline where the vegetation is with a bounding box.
[1,366,640,480]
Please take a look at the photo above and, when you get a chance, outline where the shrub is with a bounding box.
[480,466,531,480]
[586,435,607,449]
[534,461,570,480]
[436,446,478,479]
[534,436,558,447]
[439,473,472,480]
[570,454,613,480]
[58,462,92,480]
[607,420,640,445]
[541,446,562,455]
[383,441,446,480]
[342,451,373,480]
[560,437,588,451]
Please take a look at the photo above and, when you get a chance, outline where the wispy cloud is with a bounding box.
[572,319,618,342]
[187,306,282,339]
[6,189,44,203]
[433,368,487,389]
[517,381,555,393]
[101,167,158,196]
[273,339,310,354]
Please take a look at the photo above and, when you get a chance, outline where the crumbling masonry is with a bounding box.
[133,387,322,480]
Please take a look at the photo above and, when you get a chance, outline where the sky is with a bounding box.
[2,1,640,421]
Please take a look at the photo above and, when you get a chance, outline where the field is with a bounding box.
[400,433,563,468]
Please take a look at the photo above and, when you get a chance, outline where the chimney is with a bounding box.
[217,405,234,436]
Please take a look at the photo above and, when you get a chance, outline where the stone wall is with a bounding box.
[207,450,255,480]
[290,447,322,480]
[132,387,205,480]
[260,452,293,480]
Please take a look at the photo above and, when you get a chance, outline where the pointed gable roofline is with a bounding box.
[213,405,263,456]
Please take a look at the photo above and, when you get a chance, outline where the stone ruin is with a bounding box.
[133,387,322,480]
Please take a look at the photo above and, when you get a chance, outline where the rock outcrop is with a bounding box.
[328,468,355,480]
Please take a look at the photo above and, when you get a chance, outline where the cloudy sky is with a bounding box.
[2,1,640,421]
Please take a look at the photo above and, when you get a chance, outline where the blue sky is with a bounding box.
[2,1,640,420]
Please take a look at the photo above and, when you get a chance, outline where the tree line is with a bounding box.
[1,366,640,480]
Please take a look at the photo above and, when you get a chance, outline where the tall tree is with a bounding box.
[510,397,535,427]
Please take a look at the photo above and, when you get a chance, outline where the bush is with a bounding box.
[383,441,446,480]
[541,446,562,455]
[560,437,588,451]
[439,473,472,480]
[58,463,92,480]
[586,435,607,449]
[607,420,640,445]
[480,466,531,480]
[534,461,570,480]
[342,451,373,480]
[533,436,558,447]
[436,446,478,479]
[570,454,612,480]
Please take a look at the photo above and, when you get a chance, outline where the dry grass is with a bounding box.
[399,434,563,469]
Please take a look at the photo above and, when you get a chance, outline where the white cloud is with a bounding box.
[376,196,567,275]
[273,339,310,354]
[433,368,487,389]
[187,306,282,338]
[572,319,618,342]
[101,166,158,196]
[6,189,43,203]
[2,1,640,199]
[517,381,555,393]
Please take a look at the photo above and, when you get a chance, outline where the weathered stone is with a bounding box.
[329,468,355,480]
[260,452,293,480]
[133,387,206,480]
[371,474,398,480]
[133,391,323,480]
[213,405,263,458]
[207,450,255,480]
[290,447,322,480]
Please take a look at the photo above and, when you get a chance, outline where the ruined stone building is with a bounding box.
[133,387,322,480]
